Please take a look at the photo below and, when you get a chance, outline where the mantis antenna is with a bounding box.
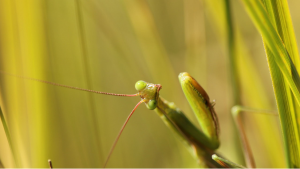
[0,70,139,97]
[0,70,144,167]
[103,100,144,168]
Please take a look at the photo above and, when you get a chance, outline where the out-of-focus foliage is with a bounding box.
[0,0,299,167]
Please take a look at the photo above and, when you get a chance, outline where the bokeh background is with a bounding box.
[0,0,299,167]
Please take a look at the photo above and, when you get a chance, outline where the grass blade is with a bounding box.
[241,0,300,167]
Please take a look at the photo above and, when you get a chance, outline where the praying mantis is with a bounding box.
[0,71,255,168]
[99,72,254,168]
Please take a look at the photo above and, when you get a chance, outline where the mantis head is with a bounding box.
[135,80,162,110]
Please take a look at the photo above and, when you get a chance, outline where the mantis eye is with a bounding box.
[147,100,157,110]
[135,80,147,91]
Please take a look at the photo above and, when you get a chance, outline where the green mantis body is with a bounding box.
[132,72,258,168]
[102,72,222,167]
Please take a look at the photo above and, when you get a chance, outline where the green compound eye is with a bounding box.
[147,100,157,110]
[135,80,147,91]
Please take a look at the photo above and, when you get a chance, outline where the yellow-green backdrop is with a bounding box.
[0,0,299,167]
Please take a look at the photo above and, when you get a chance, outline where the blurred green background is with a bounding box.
[0,0,299,167]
